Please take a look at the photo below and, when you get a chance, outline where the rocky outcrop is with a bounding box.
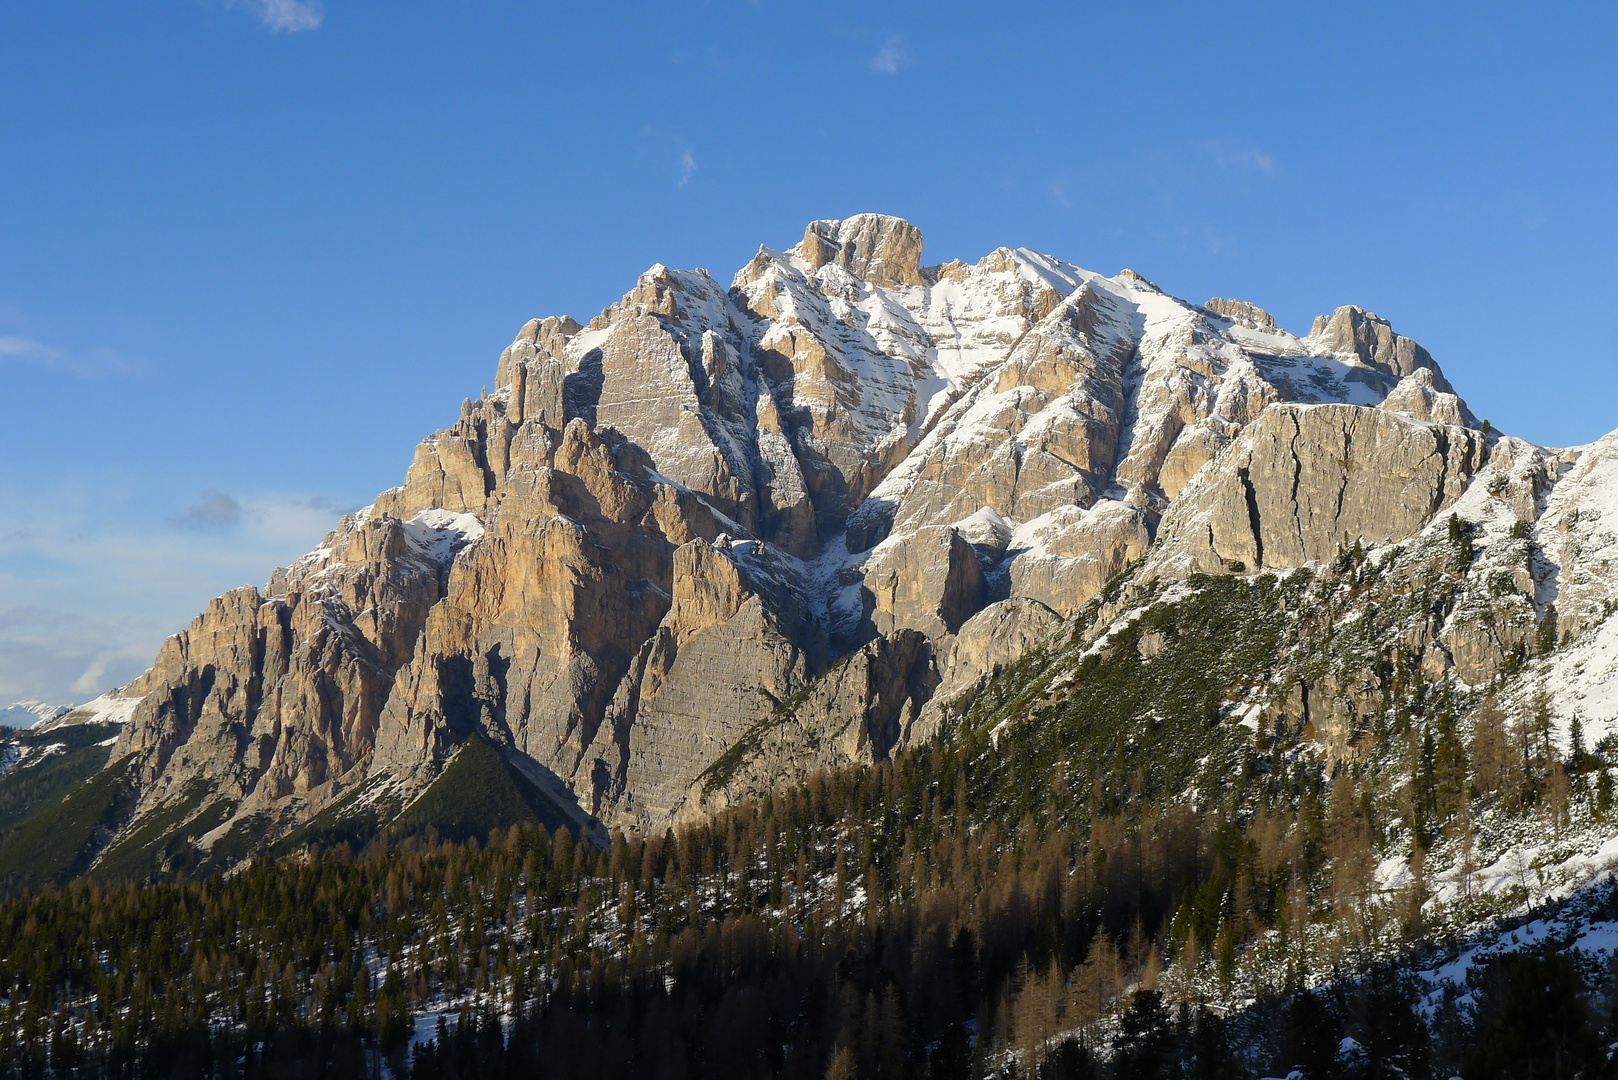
[696,628,938,812]
[1256,667,1387,762]
[1305,305,1474,417]
[863,526,987,639]
[1150,404,1487,574]
[800,215,925,288]
[112,507,480,830]
[1204,298,1276,331]
[854,283,1135,549]
[576,536,819,829]
[902,597,1065,747]
[1004,503,1151,617]
[1528,433,1618,639]
[1378,367,1476,428]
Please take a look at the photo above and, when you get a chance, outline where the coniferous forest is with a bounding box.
[8,566,1618,1080]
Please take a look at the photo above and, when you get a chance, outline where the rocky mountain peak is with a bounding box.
[1203,296,1276,330]
[1378,365,1476,427]
[47,215,1532,871]
[798,213,925,288]
[1306,303,1465,401]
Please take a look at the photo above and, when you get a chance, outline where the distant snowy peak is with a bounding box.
[0,700,71,729]
[25,693,140,732]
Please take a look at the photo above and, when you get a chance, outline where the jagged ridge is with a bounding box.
[16,213,1529,879]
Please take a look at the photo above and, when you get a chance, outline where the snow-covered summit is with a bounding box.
[25,692,140,732]
[0,700,71,729]
[67,213,1507,856]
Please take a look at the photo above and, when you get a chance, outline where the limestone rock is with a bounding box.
[1537,432,1618,638]
[109,507,480,836]
[1379,367,1476,428]
[1305,305,1473,414]
[800,214,925,288]
[1004,502,1151,617]
[696,629,938,812]
[1151,404,1486,573]
[577,537,819,830]
[1204,298,1276,330]
[864,526,987,639]
[1158,421,1233,500]
[904,597,1065,747]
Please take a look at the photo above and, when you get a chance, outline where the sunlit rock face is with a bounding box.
[92,214,1511,851]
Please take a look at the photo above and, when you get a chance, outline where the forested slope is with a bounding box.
[7,537,1618,1078]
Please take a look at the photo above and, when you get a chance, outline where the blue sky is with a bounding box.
[2,1,1616,711]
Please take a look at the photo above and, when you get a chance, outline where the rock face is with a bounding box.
[1150,404,1487,574]
[697,628,939,812]
[863,526,986,639]
[88,214,1503,860]
[800,215,925,288]
[1307,305,1471,408]
[1204,298,1276,331]
[1378,367,1475,428]
[902,597,1066,747]
[574,536,818,830]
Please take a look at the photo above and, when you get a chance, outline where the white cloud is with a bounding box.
[869,36,909,75]
[0,490,355,704]
[0,334,136,375]
[71,650,131,697]
[678,150,696,187]
[0,604,158,708]
[1200,140,1276,175]
[232,0,324,33]
[0,336,56,363]
[166,488,244,532]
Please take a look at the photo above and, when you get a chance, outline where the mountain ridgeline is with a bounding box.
[5,214,1618,1078]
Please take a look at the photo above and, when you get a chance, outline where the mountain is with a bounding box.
[4,215,1618,1077]
[0,213,1605,888]
[0,700,71,728]
[10,213,1515,881]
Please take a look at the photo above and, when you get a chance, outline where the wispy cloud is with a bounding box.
[0,335,135,376]
[637,127,700,189]
[0,337,54,364]
[231,0,324,33]
[1200,140,1276,175]
[166,489,244,532]
[70,650,131,697]
[0,489,359,704]
[0,605,156,706]
[303,495,359,515]
[869,36,909,75]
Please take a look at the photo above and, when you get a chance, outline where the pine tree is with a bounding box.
[1537,602,1561,655]
[1283,988,1341,1080]
[1462,953,1603,1080]
[1448,514,1475,569]
[1187,1006,1240,1080]
[1469,701,1509,798]
[1359,979,1430,1080]
[1112,989,1173,1080]
[928,1024,973,1080]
